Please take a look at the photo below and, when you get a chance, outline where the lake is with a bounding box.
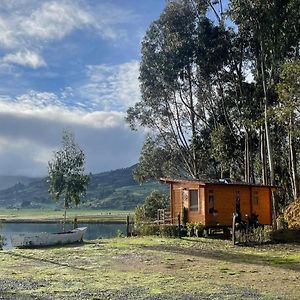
[0,222,126,249]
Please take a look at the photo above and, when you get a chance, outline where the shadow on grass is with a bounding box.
[140,239,300,272]
[3,246,89,272]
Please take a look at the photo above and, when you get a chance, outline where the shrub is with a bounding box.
[194,222,205,237]
[143,190,169,221]
[139,224,160,236]
[134,190,169,225]
[159,224,178,238]
[136,224,179,237]
[271,229,300,243]
[186,222,204,237]
[276,214,288,229]
[181,207,188,227]
[116,229,124,238]
[134,205,145,225]
[236,225,272,245]
[186,223,195,237]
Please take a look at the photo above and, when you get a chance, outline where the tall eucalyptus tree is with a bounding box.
[127,0,232,180]
[229,0,300,218]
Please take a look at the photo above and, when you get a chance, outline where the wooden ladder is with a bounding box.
[157,209,171,224]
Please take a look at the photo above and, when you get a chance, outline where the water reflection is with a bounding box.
[1,222,126,249]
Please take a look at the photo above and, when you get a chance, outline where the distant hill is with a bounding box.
[0,165,168,209]
[0,175,39,191]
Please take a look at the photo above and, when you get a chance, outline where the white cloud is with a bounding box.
[3,50,46,68]
[0,17,16,48]
[21,1,92,41]
[0,91,144,176]
[0,0,138,68]
[78,60,140,111]
[0,91,125,128]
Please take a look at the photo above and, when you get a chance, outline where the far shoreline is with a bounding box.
[0,218,126,224]
[0,208,133,225]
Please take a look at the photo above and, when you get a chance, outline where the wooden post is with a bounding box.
[177,213,181,238]
[232,213,236,245]
[126,215,130,237]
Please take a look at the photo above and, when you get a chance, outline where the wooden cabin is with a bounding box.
[160,178,276,227]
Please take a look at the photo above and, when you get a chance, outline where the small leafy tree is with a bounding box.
[134,190,169,224]
[48,130,90,230]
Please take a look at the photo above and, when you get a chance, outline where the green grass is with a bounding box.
[1,237,300,299]
[0,208,133,223]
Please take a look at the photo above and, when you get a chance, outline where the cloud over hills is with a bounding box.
[0,91,144,176]
[0,0,164,176]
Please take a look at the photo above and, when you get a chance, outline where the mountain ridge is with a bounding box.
[0,165,167,209]
[0,175,40,191]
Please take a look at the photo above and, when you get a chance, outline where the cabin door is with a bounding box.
[173,189,182,221]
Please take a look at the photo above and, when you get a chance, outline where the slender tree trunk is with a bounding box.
[260,40,277,228]
[244,130,250,183]
[260,127,267,185]
[289,112,299,200]
[188,65,198,179]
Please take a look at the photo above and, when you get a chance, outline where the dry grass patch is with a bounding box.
[0,237,300,299]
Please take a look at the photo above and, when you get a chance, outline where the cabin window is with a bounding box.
[252,191,259,206]
[189,190,199,211]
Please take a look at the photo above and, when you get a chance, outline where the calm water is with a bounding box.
[1,222,126,249]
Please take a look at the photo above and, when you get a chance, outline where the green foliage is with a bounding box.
[140,190,169,222]
[186,222,195,237]
[277,60,300,116]
[132,136,180,183]
[139,224,160,236]
[48,130,89,222]
[186,222,205,237]
[116,229,124,238]
[195,223,205,237]
[134,205,145,225]
[159,224,179,238]
[137,224,178,238]
[127,0,300,213]
[181,207,188,227]
[271,229,300,243]
[126,0,230,180]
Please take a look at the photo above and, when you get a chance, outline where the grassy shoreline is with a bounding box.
[0,208,133,224]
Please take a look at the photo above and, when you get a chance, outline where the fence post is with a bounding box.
[126,215,130,237]
[177,213,181,238]
[232,213,236,245]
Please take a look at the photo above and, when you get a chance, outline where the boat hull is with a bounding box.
[11,227,87,248]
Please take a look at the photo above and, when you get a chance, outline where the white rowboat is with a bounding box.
[11,227,87,248]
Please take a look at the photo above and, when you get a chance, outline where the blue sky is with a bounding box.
[0,0,166,176]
